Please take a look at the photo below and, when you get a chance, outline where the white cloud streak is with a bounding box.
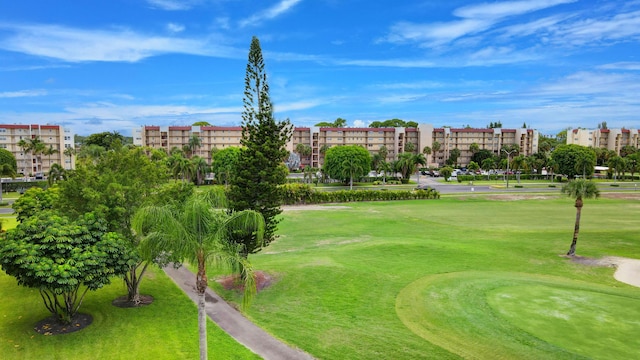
[239,0,303,28]
[146,0,198,11]
[0,89,47,98]
[0,23,243,62]
[383,0,576,47]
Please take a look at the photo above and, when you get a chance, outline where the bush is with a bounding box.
[279,183,440,205]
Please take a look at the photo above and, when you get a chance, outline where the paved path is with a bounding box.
[163,265,315,360]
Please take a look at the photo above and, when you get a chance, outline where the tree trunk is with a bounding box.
[196,252,208,360]
[567,199,583,256]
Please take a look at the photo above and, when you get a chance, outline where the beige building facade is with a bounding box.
[135,124,539,168]
[0,124,75,176]
[567,128,640,154]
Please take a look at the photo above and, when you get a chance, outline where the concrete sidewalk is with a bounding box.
[163,265,314,360]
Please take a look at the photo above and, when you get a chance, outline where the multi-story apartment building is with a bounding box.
[135,124,539,168]
[567,128,640,154]
[0,124,75,176]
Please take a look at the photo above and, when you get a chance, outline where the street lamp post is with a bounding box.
[502,149,517,188]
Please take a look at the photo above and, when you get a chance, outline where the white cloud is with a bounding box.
[146,0,197,11]
[550,10,640,46]
[598,62,640,70]
[239,0,303,27]
[382,0,576,47]
[0,89,47,98]
[166,23,185,33]
[352,119,367,127]
[0,23,243,62]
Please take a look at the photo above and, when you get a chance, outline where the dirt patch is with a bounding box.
[216,271,273,292]
[484,194,559,201]
[601,192,640,200]
[34,313,92,335]
[112,295,155,308]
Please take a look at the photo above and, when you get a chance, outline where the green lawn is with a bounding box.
[213,195,640,359]
[0,266,260,359]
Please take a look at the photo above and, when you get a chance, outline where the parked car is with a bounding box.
[415,184,433,191]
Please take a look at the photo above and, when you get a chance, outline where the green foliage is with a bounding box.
[84,131,126,150]
[279,183,439,204]
[0,212,132,323]
[323,145,371,183]
[0,148,17,173]
[192,121,212,126]
[12,187,59,223]
[210,147,240,185]
[440,166,453,181]
[552,144,596,179]
[315,118,347,127]
[369,119,416,128]
[446,148,461,166]
[228,36,292,255]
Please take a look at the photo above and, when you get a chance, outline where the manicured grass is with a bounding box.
[0,262,259,359]
[213,196,640,359]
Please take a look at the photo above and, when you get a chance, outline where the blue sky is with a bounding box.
[1,0,639,136]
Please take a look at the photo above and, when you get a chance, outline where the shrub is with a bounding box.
[278,184,440,205]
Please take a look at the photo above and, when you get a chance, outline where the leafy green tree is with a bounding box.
[0,148,17,173]
[55,147,170,305]
[607,155,627,182]
[446,148,461,166]
[211,147,241,185]
[551,144,596,179]
[132,188,263,360]
[469,143,480,155]
[440,166,454,181]
[12,187,58,223]
[192,121,211,126]
[626,152,639,181]
[84,131,125,150]
[620,145,637,158]
[334,117,347,127]
[471,149,494,166]
[561,179,599,256]
[0,211,132,324]
[228,36,292,256]
[323,145,371,184]
[378,145,388,161]
[404,141,415,153]
[77,144,106,164]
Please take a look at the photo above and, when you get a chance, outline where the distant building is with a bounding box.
[135,124,539,168]
[0,124,75,176]
[567,128,640,154]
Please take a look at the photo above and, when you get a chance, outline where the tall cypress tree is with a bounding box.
[229,36,292,256]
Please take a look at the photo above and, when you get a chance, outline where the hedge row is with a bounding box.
[1,181,47,193]
[279,183,439,205]
[456,174,562,182]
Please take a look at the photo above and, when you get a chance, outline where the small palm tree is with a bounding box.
[561,179,600,256]
[190,156,209,186]
[63,147,76,170]
[47,163,66,186]
[341,157,364,190]
[132,188,264,360]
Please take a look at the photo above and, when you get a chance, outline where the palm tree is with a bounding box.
[422,146,432,165]
[376,160,391,185]
[396,152,426,183]
[17,139,29,177]
[481,158,495,180]
[431,141,441,164]
[47,163,66,185]
[341,157,364,190]
[132,188,264,360]
[63,147,76,170]
[186,135,202,158]
[0,164,16,202]
[28,137,46,174]
[561,179,599,256]
[190,156,208,186]
[43,145,58,170]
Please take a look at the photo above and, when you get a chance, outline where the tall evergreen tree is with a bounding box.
[228,36,292,256]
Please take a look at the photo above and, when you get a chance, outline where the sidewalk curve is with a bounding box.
[163,265,315,360]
